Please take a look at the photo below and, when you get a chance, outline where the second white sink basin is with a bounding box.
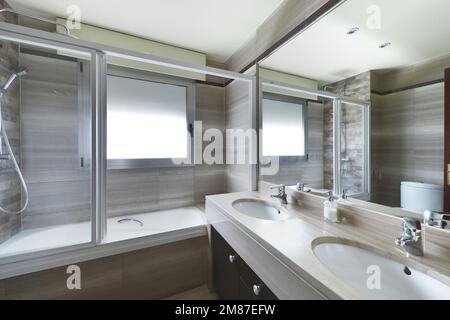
[313,238,450,300]
[232,199,292,221]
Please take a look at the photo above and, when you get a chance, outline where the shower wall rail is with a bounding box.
[0,22,256,279]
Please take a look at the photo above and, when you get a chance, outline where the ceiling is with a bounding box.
[261,0,450,83]
[8,0,284,63]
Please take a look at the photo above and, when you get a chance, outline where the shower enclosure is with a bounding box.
[0,22,255,277]
[334,99,370,200]
[0,35,95,259]
[260,79,370,199]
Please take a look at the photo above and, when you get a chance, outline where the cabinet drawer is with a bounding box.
[239,258,278,300]
[212,227,239,299]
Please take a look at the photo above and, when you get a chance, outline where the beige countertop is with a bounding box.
[206,191,450,300]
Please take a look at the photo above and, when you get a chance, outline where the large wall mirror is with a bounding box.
[257,0,450,221]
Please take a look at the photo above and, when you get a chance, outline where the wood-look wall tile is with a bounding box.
[72,255,123,300]
[158,167,195,210]
[0,279,4,299]
[19,53,91,229]
[371,80,444,207]
[3,265,69,299]
[225,80,251,192]
[107,168,160,217]
[194,164,226,203]
[4,255,122,300]
[0,3,21,242]
[121,236,209,300]
[2,237,209,299]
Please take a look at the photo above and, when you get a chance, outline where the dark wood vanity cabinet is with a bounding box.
[211,226,240,299]
[211,227,277,300]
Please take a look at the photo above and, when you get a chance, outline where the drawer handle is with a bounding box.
[253,284,262,296]
[228,254,237,264]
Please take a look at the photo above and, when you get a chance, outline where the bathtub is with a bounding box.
[0,206,206,259]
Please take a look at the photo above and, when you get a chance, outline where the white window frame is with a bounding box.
[106,66,195,169]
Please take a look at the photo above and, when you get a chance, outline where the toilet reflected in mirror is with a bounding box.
[401,182,443,215]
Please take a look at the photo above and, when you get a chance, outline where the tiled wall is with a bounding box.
[322,72,371,191]
[371,57,447,207]
[260,101,324,187]
[225,79,253,192]
[20,52,91,229]
[0,1,21,243]
[339,103,365,194]
[0,236,210,299]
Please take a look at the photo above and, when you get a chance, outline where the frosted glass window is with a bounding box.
[262,97,306,157]
[107,75,188,160]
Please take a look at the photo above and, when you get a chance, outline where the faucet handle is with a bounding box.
[424,210,450,228]
[401,217,422,235]
[270,184,285,193]
[341,189,348,200]
[396,217,424,256]
[327,190,335,201]
[402,216,421,228]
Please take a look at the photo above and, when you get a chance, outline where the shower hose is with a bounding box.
[0,110,29,214]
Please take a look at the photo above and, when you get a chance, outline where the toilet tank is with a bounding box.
[401,181,443,214]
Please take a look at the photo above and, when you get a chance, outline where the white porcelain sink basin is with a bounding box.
[232,199,292,221]
[313,238,450,300]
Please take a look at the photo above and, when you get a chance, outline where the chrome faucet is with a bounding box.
[424,210,449,229]
[270,185,287,205]
[395,217,423,257]
[296,182,311,193]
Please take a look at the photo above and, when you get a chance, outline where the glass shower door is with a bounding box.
[334,99,370,200]
[0,38,96,260]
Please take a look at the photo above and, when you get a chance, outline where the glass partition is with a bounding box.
[0,39,95,259]
[258,80,370,198]
[100,50,256,242]
[0,24,255,267]
[338,101,368,199]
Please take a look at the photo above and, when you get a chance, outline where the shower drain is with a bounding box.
[117,218,144,227]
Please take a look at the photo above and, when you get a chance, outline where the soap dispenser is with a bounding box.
[324,191,339,223]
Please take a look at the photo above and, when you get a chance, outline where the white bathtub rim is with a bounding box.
[0,207,207,280]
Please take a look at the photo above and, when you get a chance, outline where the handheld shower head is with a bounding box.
[0,66,28,95]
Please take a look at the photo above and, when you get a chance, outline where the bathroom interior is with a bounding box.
[0,0,449,301]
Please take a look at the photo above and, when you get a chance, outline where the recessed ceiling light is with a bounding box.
[347,27,360,35]
[379,42,392,49]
